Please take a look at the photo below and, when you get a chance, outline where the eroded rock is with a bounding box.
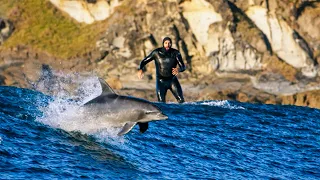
[0,18,14,45]
[49,0,122,24]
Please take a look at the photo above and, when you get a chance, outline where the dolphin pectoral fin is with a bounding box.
[117,122,137,136]
[138,122,148,133]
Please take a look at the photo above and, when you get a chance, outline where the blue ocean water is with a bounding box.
[0,82,319,179]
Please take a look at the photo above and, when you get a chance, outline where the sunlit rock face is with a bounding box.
[297,3,320,42]
[246,6,317,77]
[181,0,263,72]
[180,0,222,48]
[49,0,122,24]
[207,23,263,72]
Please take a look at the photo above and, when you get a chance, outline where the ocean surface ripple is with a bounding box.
[0,84,319,179]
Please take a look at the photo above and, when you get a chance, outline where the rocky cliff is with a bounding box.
[1,0,320,108]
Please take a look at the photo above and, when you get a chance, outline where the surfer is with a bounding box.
[137,37,186,103]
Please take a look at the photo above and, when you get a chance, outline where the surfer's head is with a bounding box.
[162,37,172,50]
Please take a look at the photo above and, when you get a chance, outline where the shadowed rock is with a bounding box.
[0,75,5,85]
[0,18,14,45]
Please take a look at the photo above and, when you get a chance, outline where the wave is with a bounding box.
[1,80,319,179]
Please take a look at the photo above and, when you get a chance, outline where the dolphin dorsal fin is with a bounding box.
[98,78,116,94]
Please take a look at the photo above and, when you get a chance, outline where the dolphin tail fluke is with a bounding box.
[138,122,148,133]
[117,122,137,136]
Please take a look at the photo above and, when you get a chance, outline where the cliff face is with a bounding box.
[1,0,320,108]
[92,0,320,78]
[49,0,123,24]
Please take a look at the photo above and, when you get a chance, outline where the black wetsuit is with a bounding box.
[139,47,186,103]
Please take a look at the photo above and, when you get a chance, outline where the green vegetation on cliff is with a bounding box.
[0,0,108,58]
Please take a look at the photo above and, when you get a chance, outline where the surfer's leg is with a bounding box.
[156,79,167,103]
[170,77,184,103]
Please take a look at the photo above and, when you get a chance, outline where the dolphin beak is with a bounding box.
[157,113,168,120]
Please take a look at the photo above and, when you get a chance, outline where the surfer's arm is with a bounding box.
[176,51,186,72]
[138,50,156,70]
[138,50,156,79]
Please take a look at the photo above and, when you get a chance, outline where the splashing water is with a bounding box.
[30,69,102,104]
[185,100,245,109]
[32,71,125,141]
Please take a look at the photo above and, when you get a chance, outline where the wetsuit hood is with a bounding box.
[162,37,172,47]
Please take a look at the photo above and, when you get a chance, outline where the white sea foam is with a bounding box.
[0,136,2,144]
[184,100,245,109]
[201,100,245,109]
[92,129,126,145]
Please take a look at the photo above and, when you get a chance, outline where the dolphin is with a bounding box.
[82,78,168,136]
